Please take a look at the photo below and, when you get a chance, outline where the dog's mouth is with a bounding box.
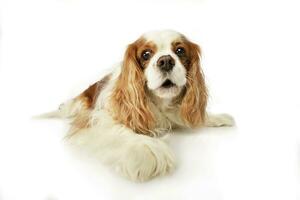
[160,79,176,88]
[153,79,183,98]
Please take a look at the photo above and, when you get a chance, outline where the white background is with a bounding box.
[0,0,299,199]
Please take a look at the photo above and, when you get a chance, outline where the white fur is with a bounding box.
[143,30,182,46]
[144,30,187,98]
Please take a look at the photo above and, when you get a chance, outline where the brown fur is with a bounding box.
[80,74,111,108]
[135,40,157,69]
[110,38,156,135]
[69,74,111,135]
[69,110,91,136]
[179,38,208,127]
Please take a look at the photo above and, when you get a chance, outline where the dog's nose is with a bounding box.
[157,55,175,72]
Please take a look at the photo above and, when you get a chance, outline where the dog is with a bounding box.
[41,30,234,181]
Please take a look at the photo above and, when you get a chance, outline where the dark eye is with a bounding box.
[142,50,152,60]
[175,47,185,56]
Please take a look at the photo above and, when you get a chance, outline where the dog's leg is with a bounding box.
[205,113,235,127]
[68,111,175,182]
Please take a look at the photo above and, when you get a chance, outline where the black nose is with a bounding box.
[157,55,175,72]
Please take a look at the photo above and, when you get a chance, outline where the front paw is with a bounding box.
[116,139,175,182]
[205,113,235,127]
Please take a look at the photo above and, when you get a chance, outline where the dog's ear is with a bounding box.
[110,41,155,134]
[180,40,208,127]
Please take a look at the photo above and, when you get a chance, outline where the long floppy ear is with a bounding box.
[110,42,155,135]
[180,41,208,127]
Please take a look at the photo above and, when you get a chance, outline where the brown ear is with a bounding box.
[180,42,208,127]
[110,41,155,134]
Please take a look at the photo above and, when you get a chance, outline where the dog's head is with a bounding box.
[111,30,207,134]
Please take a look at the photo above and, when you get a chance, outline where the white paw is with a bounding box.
[116,138,175,182]
[205,113,235,127]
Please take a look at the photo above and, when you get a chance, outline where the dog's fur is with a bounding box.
[42,30,234,181]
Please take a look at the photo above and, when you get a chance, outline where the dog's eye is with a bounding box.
[142,50,152,60]
[175,47,185,56]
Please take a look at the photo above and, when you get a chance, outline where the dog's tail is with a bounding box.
[33,110,62,119]
[33,98,85,119]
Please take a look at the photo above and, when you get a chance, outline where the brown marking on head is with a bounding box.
[135,39,157,69]
[171,37,199,70]
[110,38,156,135]
[174,37,208,127]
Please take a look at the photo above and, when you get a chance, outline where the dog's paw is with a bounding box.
[205,113,235,127]
[116,138,175,182]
